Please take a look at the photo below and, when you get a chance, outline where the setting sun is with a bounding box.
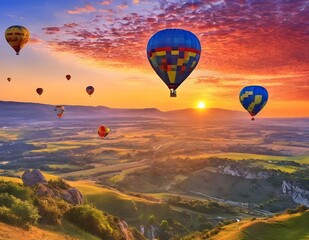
[197,101,206,109]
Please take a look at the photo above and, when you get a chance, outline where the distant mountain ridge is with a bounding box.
[0,100,246,121]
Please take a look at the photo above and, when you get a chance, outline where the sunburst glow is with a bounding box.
[197,102,206,109]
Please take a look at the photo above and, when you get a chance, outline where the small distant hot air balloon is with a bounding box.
[66,75,71,81]
[5,25,30,55]
[36,88,43,96]
[147,29,201,97]
[239,85,268,120]
[86,86,94,96]
[54,105,65,119]
[98,125,110,139]
[7,77,11,82]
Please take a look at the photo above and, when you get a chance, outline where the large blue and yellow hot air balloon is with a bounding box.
[147,29,201,97]
[239,86,268,120]
[5,25,30,55]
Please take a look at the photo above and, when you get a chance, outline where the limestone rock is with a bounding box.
[282,181,309,207]
[218,165,272,179]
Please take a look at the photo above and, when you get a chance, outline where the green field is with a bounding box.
[210,211,309,240]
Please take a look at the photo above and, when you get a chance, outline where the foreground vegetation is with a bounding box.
[0,179,145,240]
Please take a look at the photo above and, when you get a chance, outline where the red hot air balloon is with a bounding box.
[66,75,71,81]
[98,125,110,139]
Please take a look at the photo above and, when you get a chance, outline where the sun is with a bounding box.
[197,101,206,109]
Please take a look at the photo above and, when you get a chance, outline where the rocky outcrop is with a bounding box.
[60,187,85,205]
[22,169,47,186]
[218,165,272,179]
[282,181,309,207]
[36,183,55,198]
[22,169,85,205]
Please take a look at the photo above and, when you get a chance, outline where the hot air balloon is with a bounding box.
[239,86,268,120]
[54,106,65,119]
[7,77,11,82]
[147,29,201,97]
[5,25,30,55]
[66,75,71,81]
[98,125,110,139]
[36,88,43,96]
[86,86,94,96]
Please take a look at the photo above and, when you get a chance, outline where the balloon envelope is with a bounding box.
[147,29,201,95]
[5,25,30,55]
[66,75,71,80]
[36,88,43,96]
[86,86,94,96]
[54,106,65,118]
[239,85,268,120]
[98,125,110,139]
[7,77,11,82]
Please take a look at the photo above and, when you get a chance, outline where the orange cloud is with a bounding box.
[100,0,111,5]
[65,4,96,14]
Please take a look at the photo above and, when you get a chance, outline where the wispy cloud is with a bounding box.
[65,4,96,15]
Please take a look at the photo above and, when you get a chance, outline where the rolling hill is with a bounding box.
[185,211,309,240]
[0,100,246,121]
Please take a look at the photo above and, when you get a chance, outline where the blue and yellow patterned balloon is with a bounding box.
[5,25,30,55]
[239,86,268,120]
[147,29,201,97]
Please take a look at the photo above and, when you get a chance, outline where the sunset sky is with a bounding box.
[0,0,308,117]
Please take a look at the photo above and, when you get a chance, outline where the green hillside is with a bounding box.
[184,211,309,240]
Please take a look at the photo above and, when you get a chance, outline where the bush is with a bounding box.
[0,181,34,201]
[65,204,117,239]
[0,194,39,229]
[34,197,69,225]
[286,208,297,214]
[295,205,307,213]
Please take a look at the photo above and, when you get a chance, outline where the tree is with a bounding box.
[148,215,155,225]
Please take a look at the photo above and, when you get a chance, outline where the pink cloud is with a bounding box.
[65,4,96,15]
[100,0,111,5]
[43,0,309,102]
[41,27,61,35]
[117,3,128,10]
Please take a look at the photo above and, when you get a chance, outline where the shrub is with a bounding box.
[295,205,307,213]
[34,197,69,225]
[0,181,34,201]
[65,204,116,239]
[0,194,39,229]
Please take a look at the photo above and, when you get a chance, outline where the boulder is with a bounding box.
[36,183,55,198]
[22,169,85,205]
[22,169,47,186]
[60,187,85,205]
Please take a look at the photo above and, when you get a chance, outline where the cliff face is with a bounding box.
[282,181,309,207]
[218,165,272,179]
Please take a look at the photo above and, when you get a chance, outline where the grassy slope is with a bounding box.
[210,211,309,240]
[0,221,99,240]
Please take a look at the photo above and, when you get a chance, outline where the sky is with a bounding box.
[0,0,308,117]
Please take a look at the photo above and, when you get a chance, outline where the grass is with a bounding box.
[180,170,276,204]
[0,130,21,140]
[60,160,148,178]
[47,164,82,170]
[210,211,309,240]
[30,143,81,153]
